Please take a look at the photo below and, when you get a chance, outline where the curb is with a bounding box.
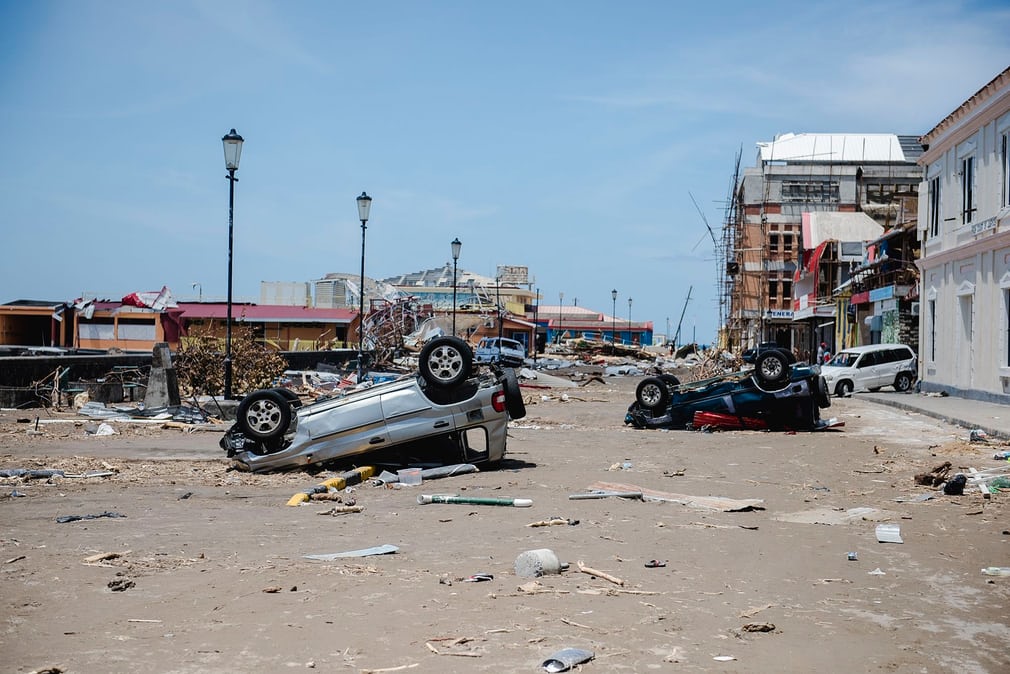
[286,466,376,506]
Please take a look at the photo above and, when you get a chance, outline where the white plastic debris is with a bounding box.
[93,423,117,436]
[875,523,903,544]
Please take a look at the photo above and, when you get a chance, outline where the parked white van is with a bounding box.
[474,337,527,368]
[821,344,917,396]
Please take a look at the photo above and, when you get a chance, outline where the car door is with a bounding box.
[854,350,879,390]
[300,389,390,457]
[380,385,455,444]
[880,348,907,386]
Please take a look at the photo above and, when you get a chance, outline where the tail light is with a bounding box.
[491,390,506,413]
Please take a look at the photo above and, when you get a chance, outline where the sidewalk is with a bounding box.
[859,391,1010,441]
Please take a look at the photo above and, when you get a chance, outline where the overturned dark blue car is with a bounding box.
[625,349,834,432]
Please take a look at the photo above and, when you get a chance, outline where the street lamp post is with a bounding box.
[611,289,617,352]
[451,238,461,335]
[356,192,372,382]
[533,286,539,366]
[628,297,633,345]
[496,276,503,361]
[221,128,243,400]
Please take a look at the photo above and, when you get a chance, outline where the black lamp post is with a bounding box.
[558,291,564,342]
[451,237,461,335]
[496,276,503,361]
[611,289,617,352]
[221,128,243,399]
[533,286,539,366]
[628,297,633,344]
[356,191,372,381]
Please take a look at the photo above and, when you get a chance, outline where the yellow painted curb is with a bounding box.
[286,466,376,506]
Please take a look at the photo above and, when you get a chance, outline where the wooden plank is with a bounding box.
[967,468,991,499]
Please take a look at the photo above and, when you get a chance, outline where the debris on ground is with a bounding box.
[56,511,127,524]
[915,461,952,486]
[542,647,594,673]
[107,578,135,592]
[585,480,764,512]
[303,544,399,560]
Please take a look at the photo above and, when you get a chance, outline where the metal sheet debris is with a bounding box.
[303,544,399,560]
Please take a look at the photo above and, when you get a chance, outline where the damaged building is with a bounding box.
[725,132,923,357]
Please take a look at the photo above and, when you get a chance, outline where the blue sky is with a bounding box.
[2,1,1009,343]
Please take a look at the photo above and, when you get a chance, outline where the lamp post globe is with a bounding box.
[356,192,372,381]
[221,128,243,400]
[451,238,461,335]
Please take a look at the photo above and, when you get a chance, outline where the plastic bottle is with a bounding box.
[980,567,1010,576]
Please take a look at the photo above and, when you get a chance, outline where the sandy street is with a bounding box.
[1,376,1008,673]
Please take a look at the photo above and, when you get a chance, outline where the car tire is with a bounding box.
[893,372,914,392]
[816,375,831,409]
[501,367,526,419]
[835,380,853,397]
[236,389,292,441]
[658,374,681,388]
[778,348,797,364]
[755,350,790,388]
[419,336,473,388]
[636,377,671,411]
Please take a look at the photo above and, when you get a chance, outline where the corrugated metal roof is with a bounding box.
[758,133,917,163]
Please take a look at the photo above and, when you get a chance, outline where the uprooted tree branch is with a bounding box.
[175,324,287,397]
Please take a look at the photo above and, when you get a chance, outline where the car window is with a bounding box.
[829,352,858,367]
[856,352,877,368]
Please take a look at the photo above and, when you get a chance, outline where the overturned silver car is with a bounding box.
[221,337,526,472]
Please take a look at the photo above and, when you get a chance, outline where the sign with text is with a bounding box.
[496,265,529,286]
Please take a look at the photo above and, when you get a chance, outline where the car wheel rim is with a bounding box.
[246,399,282,434]
[641,383,663,407]
[429,345,464,383]
[760,359,783,380]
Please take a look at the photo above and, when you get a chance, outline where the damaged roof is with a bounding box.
[758,133,922,164]
[382,264,500,289]
[176,303,356,323]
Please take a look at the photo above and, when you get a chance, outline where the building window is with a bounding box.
[782,279,792,299]
[1005,289,1010,367]
[928,176,940,239]
[781,180,839,203]
[929,299,936,363]
[769,233,779,253]
[782,233,795,254]
[768,280,778,301]
[1002,133,1009,208]
[961,156,975,224]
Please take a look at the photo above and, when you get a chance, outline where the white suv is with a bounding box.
[474,337,527,368]
[821,344,917,396]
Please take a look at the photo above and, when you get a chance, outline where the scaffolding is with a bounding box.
[719,148,743,350]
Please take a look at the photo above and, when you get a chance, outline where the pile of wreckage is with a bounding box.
[274,334,734,400]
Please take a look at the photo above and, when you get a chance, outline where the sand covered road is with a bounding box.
[2,379,1008,673]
